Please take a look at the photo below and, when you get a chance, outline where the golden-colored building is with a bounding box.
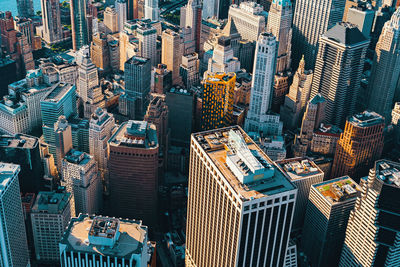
[201,72,236,131]
[331,111,384,180]
[91,33,110,71]
[104,7,118,34]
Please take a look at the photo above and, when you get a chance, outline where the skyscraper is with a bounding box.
[144,94,169,150]
[267,0,292,73]
[331,111,384,180]
[292,0,345,69]
[123,56,151,119]
[136,21,157,66]
[186,126,297,267]
[161,29,183,84]
[40,0,63,44]
[340,160,400,266]
[302,176,361,267]
[115,0,127,32]
[91,33,110,71]
[367,8,400,122]
[275,158,324,232]
[89,108,115,192]
[31,190,73,262]
[180,53,200,88]
[280,56,313,129]
[227,2,267,43]
[59,214,156,267]
[41,83,77,164]
[310,22,369,127]
[61,149,101,215]
[180,0,202,52]
[108,121,159,227]
[17,0,34,18]
[70,0,89,51]
[77,48,99,103]
[0,163,30,267]
[201,72,236,131]
[207,36,240,74]
[54,115,73,170]
[144,0,159,21]
[104,6,118,34]
[245,32,282,135]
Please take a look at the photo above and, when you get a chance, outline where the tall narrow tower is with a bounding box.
[245,32,281,135]
[180,0,202,52]
[267,0,292,73]
[70,0,89,51]
[144,0,160,21]
[115,0,127,32]
[340,160,400,267]
[185,126,297,267]
[310,22,369,127]
[292,0,345,69]
[367,8,400,122]
[40,0,63,44]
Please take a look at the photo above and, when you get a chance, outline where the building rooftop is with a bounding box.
[324,22,368,46]
[348,110,384,127]
[109,120,158,149]
[64,149,92,166]
[205,72,236,83]
[0,163,19,193]
[31,190,71,214]
[193,126,296,201]
[314,176,361,204]
[60,214,148,259]
[125,56,149,66]
[275,158,323,181]
[168,86,193,96]
[310,93,325,105]
[43,83,75,103]
[314,123,342,137]
[374,160,400,188]
[0,134,39,149]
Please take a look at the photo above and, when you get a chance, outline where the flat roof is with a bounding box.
[43,83,74,102]
[374,160,400,188]
[0,163,20,193]
[0,134,38,149]
[109,121,158,149]
[275,158,323,181]
[314,176,361,204]
[64,149,92,166]
[60,214,147,258]
[349,110,384,127]
[193,126,296,200]
[31,191,71,213]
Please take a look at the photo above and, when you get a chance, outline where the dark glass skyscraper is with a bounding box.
[70,0,89,51]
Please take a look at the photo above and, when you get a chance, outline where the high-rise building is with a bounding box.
[340,160,400,267]
[144,94,169,151]
[144,0,159,21]
[280,57,313,129]
[108,121,159,227]
[61,149,101,215]
[166,87,194,146]
[41,83,77,164]
[70,0,89,50]
[292,94,326,157]
[78,47,99,103]
[54,115,73,169]
[59,214,156,267]
[180,0,202,52]
[392,102,400,144]
[16,33,35,73]
[31,190,73,262]
[161,29,183,84]
[136,21,157,66]
[346,5,375,37]
[180,53,200,89]
[0,134,44,193]
[302,176,361,267]
[122,56,151,119]
[0,95,29,135]
[331,111,384,180]
[207,36,241,74]
[0,163,30,267]
[40,0,63,44]
[91,33,110,71]
[202,72,236,131]
[275,158,324,232]
[310,22,369,127]
[245,33,282,136]
[228,2,267,42]
[292,0,345,69]
[202,0,230,19]
[14,18,35,47]
[89,108,115,191]
[186,126,297,267]
[367,8,400,122]
[151,64,172,94]
[17,0,34,18]
[115,0,127,32]
[104,7,118,34]
[267,0,292,73]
